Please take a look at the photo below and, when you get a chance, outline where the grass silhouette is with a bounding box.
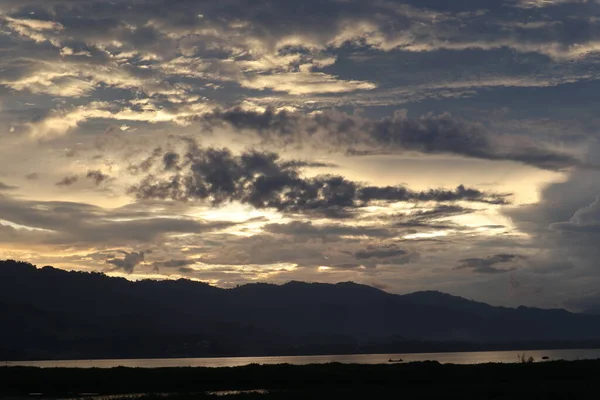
[3,359,600,399]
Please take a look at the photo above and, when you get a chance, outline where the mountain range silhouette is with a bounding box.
[2,259,600,360]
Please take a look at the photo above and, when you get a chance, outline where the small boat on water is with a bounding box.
[542,356,550,360]
[388,358,403,363]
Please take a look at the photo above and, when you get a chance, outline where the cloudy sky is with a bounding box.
[2,0,600,310]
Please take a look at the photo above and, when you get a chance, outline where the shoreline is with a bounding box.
[5,340,600,363]
[4,348,599,367]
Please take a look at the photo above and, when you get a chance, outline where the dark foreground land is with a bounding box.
[3,359,600,399]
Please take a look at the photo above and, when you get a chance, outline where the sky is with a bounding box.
[2,0,600,311]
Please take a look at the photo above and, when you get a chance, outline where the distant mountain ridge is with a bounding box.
[2,259,600,360]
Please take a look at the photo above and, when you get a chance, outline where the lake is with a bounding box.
[5,349,600,368]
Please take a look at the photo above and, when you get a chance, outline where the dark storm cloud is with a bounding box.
[200,108,589,171]
[107,250,145,274]
[456,254,524,274]
[351,244,419,267]
[86,170,111,185]
[129,147,165,175]
[151,258,197,272]
[55,176,79,186]
[407,205,474,221]
[128,146,510,217]
[0,182,17,191]
[355,245,408,260]
[394,205,474,229]
[56,171,111,187]
[357,185,502,204]
[163,152,181,171]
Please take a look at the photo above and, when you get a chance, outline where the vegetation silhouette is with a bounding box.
[3,360,600,399]
[517,353,535,363]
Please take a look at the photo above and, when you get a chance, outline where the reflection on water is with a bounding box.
[5,349,600,368]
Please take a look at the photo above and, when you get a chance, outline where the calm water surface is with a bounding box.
[6,349,600,368]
